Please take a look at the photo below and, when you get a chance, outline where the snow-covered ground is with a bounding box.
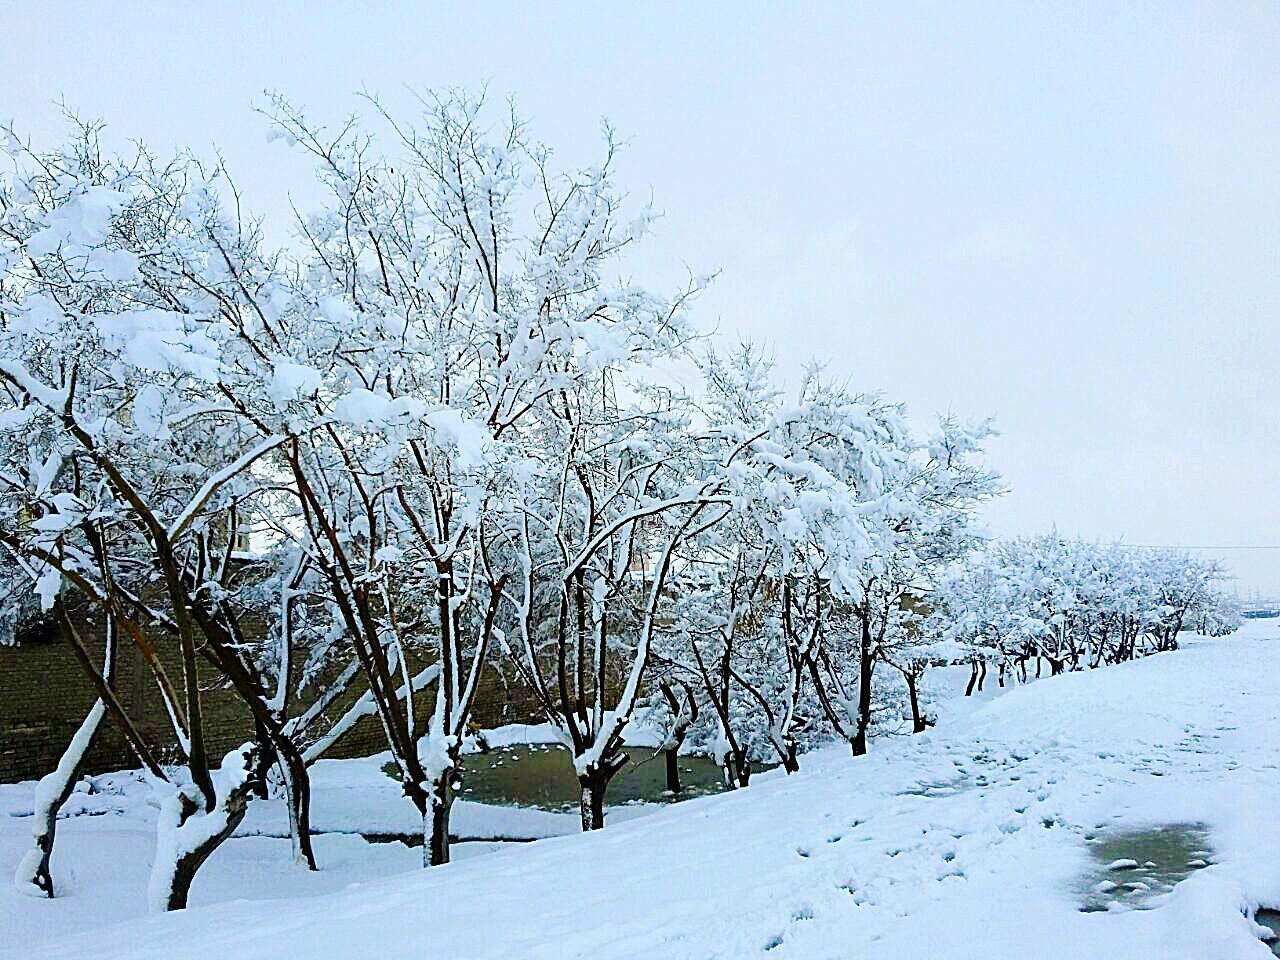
[1,750,655,947]
[6,621,1279,959]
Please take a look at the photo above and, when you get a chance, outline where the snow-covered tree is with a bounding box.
[804,414,998,755]
[251,91,722,842]
[499,367,728,829]
[0,116,310,907]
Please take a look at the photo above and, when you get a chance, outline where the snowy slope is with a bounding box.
[1,756,656,947]
[9,622,1280,960]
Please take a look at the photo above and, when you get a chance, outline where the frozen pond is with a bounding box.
[456,744,735,810]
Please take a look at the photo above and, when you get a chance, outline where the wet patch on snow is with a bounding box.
[1255,908,1280,956]
[1076,823,1213,912]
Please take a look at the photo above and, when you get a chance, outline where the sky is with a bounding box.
[2,2,1277,592]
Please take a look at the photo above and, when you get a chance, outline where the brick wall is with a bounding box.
[0,620,241,783]
[0,611,545,784]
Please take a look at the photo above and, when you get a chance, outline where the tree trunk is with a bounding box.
[151,770,255,913]
[577,753,627,831]
[664,748,681,794]
[426,770,454,866]
[162,804,249,911]
[579,769,608,831]
[17,614,118,897]
[18,702,108,896]
[657,679,696,796]
[720,749,752,789]
[275,741,317,870]
[851,613,874,757]
[906,671,927,733]
[977,661,987,691]
[965,661,979,696]
[780,743,800,774]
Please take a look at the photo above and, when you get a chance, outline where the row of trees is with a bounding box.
[0,95,995,909]
[644,537,1237,782]
[0,96,1236,914]
[926,537,1238,686]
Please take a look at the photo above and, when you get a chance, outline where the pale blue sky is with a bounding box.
[3,2,1278,590]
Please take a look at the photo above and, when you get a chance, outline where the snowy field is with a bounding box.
[6,620,1279,959]
[1,747,654,947]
